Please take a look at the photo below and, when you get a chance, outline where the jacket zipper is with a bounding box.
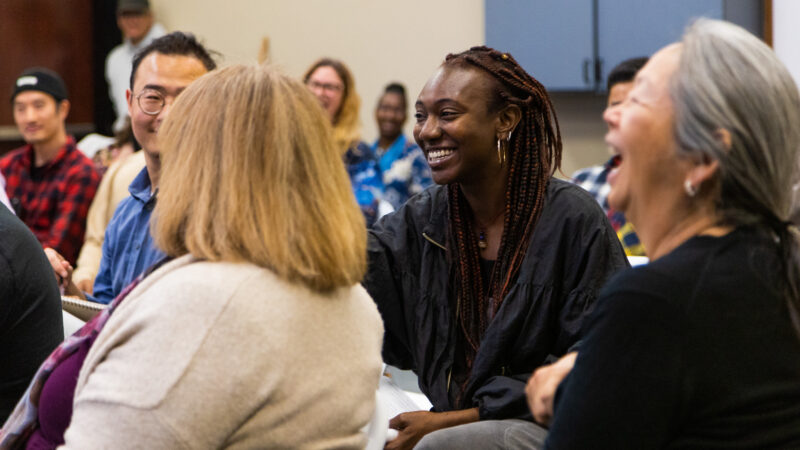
[422,232,453,391]
[422,232,447,251]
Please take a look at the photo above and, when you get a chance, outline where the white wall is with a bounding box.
[773,0,800,88]
[148,0,621,176]
[150,0,483,147]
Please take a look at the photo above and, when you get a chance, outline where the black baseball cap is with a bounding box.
[11,67,68,103]
[117,0,150,14]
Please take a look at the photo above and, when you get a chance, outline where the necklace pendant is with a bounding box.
[478,229,488,249]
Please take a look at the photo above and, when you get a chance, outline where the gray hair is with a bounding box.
[671,18,800,329]
[671,18,800,226]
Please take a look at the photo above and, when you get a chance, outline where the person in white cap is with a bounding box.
[105,0,165,132]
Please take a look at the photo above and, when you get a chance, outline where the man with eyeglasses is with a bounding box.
[2,68,100,265]
[47,32,216,304]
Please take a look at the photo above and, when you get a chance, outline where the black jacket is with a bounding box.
[365,179,628,420]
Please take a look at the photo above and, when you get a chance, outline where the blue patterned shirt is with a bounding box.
[345,142,384,227]
[372,135,433,210]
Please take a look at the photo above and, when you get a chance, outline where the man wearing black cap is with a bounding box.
[1,68,101,265]
[106,0,165,132]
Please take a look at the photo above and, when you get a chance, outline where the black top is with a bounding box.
[365,179,628,420]
[0,205,63,421]
[546,227,800,449]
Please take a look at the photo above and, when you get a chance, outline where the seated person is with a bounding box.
[304,58,384,226]
[89,118,137,174]
[371,82,433,210]
[1,63,384,449]
[45,32,216,304]
[530,19,800,448]
[72,121,145,293]
[106,0,166,132]
[364,46,627,449]
[0,205,62,422]
[2,68,101,264]
[571,56,648,256]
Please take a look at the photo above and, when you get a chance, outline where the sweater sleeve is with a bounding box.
[544,270,684,449]
[66,267,251,448]
[72,165,115,285]
[60,402,188,449]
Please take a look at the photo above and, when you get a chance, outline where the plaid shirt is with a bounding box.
[571,161,612,212]
[0,136,100,264]
[571,157,645,256]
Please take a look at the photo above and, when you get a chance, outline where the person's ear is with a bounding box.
[57,99,70,120]
[496,104,522,140]
[126,89,134,116]
[685,154,720,196]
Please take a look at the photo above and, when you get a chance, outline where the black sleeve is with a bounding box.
[545,270,684,449]
[365,228,415,369]
[0,211,63,421]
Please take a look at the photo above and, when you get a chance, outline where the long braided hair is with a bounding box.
[443,46,562,379]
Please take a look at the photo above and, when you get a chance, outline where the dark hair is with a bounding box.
[441,46,562,385]
[129,31,217,89]
[606,56,648,91]
[381,82,407,108]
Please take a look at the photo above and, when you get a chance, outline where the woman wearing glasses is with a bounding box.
[304,58,384,226]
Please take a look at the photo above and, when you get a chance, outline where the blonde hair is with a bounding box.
[154,64,367,291]
[303,58,361,154]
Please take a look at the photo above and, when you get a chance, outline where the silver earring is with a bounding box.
[684,179,697,197]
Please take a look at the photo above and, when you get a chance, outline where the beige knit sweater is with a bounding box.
[60,255,384,449]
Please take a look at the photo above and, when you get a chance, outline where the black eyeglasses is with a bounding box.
[306,80,343,93]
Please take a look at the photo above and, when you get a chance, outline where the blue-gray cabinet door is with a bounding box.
[597,0,722,89]
[486,0,595,91]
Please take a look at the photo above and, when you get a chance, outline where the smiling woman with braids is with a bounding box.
[364,47,627,449]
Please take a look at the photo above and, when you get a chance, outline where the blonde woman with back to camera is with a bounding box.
[52,65,384,448]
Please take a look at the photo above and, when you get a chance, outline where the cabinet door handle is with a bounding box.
[595,59,603,86]
[583,59,592,85]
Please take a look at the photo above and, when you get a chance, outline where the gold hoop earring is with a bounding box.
[497,138,505,167]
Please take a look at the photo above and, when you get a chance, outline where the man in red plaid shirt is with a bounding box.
[2,68,100,265]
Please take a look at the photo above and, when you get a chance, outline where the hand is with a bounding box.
[76,278,94,294]
[384,407,479,450]
[526,352,577,426]
[385,411,442,450]
[44,247,73,290]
